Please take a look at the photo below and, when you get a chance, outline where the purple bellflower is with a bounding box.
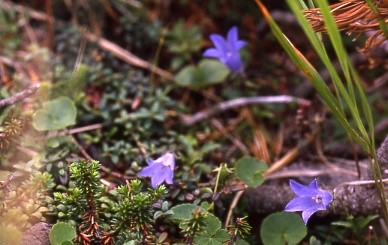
[139,152,175,188]
[203,26,247,73]
[285,179,333,224]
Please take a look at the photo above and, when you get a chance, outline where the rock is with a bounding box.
[377,135,388,167]
[21,222,52,245]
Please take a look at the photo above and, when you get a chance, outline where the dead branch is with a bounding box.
[82,31,173,80]
[181,95,311,126]
[0,84,40,108]
[231,138,388,219]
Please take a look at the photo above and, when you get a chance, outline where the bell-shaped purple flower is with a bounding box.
[203,26,247,73]
[139,152,175,188]
[285,179,333,224]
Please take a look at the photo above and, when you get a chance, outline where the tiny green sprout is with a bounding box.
[227,216,251,241]
[180,208,208,244]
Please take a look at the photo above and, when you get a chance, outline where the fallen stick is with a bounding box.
[181,95,311,126]
[0,84,40,107]
[82,31,173,80]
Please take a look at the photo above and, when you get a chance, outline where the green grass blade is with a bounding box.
[315,0,351,82]
[254,0,367,150]
[285,0,369,151]
[316,0,375,147]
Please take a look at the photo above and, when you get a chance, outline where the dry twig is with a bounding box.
[181,95,311,126]
[0,84,40,108]
[82,31,173,80]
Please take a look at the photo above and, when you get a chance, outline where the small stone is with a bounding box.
[21,222,52,245]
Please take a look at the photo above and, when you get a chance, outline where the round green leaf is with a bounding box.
[33,96,76,131]
[199,213,221,235]
[49,222,76,245]
[170,204,202,222]
[174,59,230,89]
[194,228,229,245]
[193,213,227,245]
[170,204,228,245]
[174,65,197,88]
[261,212,307,245]
[235,156,268,187]
[198,59,230,85]
[61,241,74,245]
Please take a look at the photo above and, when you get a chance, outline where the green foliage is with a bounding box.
[53,160,103,229]
[179,208,208,242]
[259,0,376,154]
[170,203,203,222]
[166,20,203,70]
[170,203,229,244]
[174,59,230,89]
[49,222,76,245]
[2,1,385,243]
[194,220,229,245]
[234,156,267,188]
[178,135,220,167]
[119,4,162,52]
[109,179,166,242]
[51,64,89,100]
[32,96,77,131]
[332,215,379,241]
[53,159,167,244]
[312,224,351,244]
[43,136,75,184]
[260,212,307,245]
[153,200,174,220]
[0,7,21,55]
[79,68,180,165]
[227,216,252,241]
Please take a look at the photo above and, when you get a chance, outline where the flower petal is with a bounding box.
[163,152,176,169]
[285,196,320,212]
[227,26,246,50]
[235,40,247,50]
[286,179,333,224]
[146,159,154,166]
[224,54,243,72]
[290,179,319,197]
[302,209,317,224]
[165,167,174,184]
[227,26,238,43]
[209,34,228,54]
[150,171,165,188]
[203,48,222,58]
[322,191,333,208]
[139,162,163,177]
[308,179,318,189]
[153,165,172,187]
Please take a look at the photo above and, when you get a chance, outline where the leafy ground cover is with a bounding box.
[0,0,387,244]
